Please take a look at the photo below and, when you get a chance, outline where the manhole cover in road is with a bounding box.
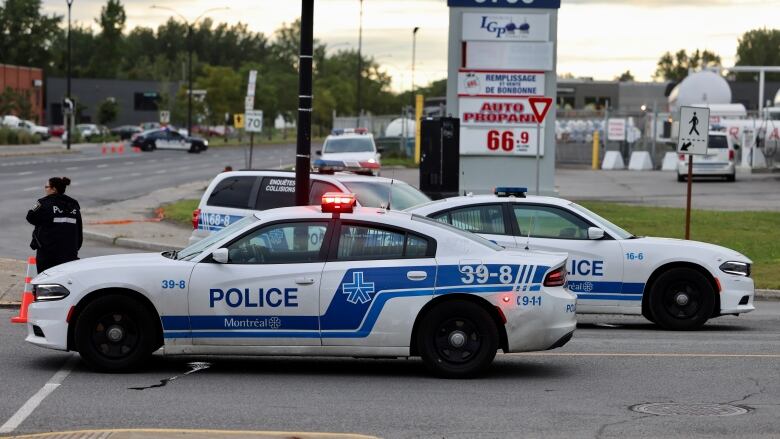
[630,403,750,417]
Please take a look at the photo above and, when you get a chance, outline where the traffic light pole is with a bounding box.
[295,0,314,206]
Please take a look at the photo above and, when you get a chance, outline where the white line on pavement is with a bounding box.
[129,172,142,177]
[155,169,166,174]
[17,171,33,176]
[97,164,108,168]
[99,176,112,181]
[0,355,78,434]
[21,186,38,192]
[66,167,79,171]
[124,161,135,165]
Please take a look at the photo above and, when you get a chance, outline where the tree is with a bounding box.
[97,98,119,125]
[0,0,61,68]
[736,28,780,81]
[654,49,722,82]
[616,70,635,82]
[194,65,243,126]
[88,0,126,78]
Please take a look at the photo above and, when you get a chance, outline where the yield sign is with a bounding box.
[528,96,553,124]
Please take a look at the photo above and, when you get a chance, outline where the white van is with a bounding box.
[677,131,737,182]
[188,170,431,245]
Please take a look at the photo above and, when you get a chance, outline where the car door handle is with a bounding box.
[407,271,428,281]
[295,277,316,285]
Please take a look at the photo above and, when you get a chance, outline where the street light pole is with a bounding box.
[296,0,314,206]
[66,0,73,151]
[411,27,419,110]
[151,5,228,135]
[355,0,363,128]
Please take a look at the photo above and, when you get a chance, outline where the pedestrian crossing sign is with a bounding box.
[677,106,710,155]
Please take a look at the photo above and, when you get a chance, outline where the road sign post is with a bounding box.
[677,106,710,240]
[529,96,553,195]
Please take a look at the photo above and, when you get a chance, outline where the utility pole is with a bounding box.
[66,0,73,151]
[295,0,314,206]
[355,0,363,128]
[187,24,193,136]
[411,27,419,110]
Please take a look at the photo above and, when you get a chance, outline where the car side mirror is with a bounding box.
[212,248,229,264]
[587,227,605,240]
[315,150,322,156]
[377,147,385,153]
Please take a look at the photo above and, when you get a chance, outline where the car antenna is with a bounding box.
[386,179,393,210]
[524,216,534,251]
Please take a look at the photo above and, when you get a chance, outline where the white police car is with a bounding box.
[313,128,382,175]
[23,193,576,378]
[189,170,431,245]
[407,187,755,330]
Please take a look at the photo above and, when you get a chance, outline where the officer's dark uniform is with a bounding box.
[26,194,83,273]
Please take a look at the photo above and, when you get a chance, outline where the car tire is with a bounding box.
[417,300,498,378]
[641,305,656,324]
[74,294,157,372]
[726,173,736,182]
[677,174,686,182]
[648,268,715,331]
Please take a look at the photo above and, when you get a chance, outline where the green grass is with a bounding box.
[580,202,780,289]
[161,199,199,227]
[381,156,419,168]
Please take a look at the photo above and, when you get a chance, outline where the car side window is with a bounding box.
[226,222,328,264]
[309,181,340,205]
[513,205,590,240]
[336,224,430,260]
[431,204,505,235]
[207,176,257,208]
[256,177,296,210]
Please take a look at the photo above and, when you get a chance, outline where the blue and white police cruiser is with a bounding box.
[23,193,575,378]
[407,187,755,330]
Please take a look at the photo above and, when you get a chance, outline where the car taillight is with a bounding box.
[729,150,735,161]
[543,266,567,287]
[192,208,201,230]
[359,160,380,169]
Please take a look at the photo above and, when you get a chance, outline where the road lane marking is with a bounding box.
[99,176,112,181]
[17,171,33,176]
[124,161,135,165]
[8,429,380,438]
[507,352,780,358]
[65,167,79,171]
[21,186,39,192]
[130,172,142,177]
[97,164,108,168]
[0,355,78,434]
[154,169,166,174]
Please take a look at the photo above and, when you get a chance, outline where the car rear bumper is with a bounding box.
[677,162,735,176]
[503,286,577,353]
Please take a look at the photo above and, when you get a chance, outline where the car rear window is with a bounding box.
[207,176,256,208]
[256,177,296,210]
[708,135,728,149]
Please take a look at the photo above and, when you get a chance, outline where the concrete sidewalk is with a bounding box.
[0,141,102,158]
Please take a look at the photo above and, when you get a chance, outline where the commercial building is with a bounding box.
[0,64,45,123]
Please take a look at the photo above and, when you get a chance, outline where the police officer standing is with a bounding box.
[26,177,83,273]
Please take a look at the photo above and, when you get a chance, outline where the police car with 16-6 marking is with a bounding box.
[22,193,575,378]
[407,187,754,330]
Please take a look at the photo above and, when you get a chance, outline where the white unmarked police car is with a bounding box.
[24,193,575,378]
[407,188,755,330]
[313,128,382,175]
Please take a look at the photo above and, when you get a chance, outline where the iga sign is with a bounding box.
[462,13,549,41]
[461,126,544,156]
[460,97,544,126]
[458,70,545,97]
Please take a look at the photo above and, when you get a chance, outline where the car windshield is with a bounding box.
[324,137,375,153]
[412,214,504,251]
[342,181,431,210]
[567,203,635,239]
[176,216,257,261]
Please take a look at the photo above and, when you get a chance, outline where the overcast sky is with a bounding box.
[41,0,780,91]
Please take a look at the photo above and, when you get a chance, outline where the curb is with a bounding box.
[755,289,780,301]
[83,230,185,252]
[0,149,77,158]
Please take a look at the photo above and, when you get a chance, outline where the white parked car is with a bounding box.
[314,128,382,176]
[20,120,51,139]
[22,194,575,377]
[408,187,755,330]
[188,170,432,245]
[677,131,737,182]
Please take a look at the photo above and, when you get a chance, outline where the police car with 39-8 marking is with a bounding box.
[407,187,755,331]
[23,193,576,378]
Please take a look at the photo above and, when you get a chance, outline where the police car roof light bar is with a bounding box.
[331,128,345,135]
[354,128,368,134]
[495,187,528,198]
[321,192,356,214]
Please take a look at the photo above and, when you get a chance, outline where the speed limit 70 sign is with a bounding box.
[245,110,263,133]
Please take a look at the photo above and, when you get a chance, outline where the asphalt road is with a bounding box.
[0,144,297,260]
[1,304,778,438]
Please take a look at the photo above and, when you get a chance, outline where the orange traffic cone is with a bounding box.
[102,144,107,154]
[11,257,37,324]
[118,144,125,154]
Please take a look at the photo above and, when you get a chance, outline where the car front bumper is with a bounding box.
[25,300,71,352]
[718,274,755,315]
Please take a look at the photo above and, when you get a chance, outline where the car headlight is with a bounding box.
[33,284,70,302]
[202,140,208,146]
[719,261,751,277]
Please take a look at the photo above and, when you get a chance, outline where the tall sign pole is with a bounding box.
[66,0,73,150]
[295,0,314,206]
[677,106,710,240]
